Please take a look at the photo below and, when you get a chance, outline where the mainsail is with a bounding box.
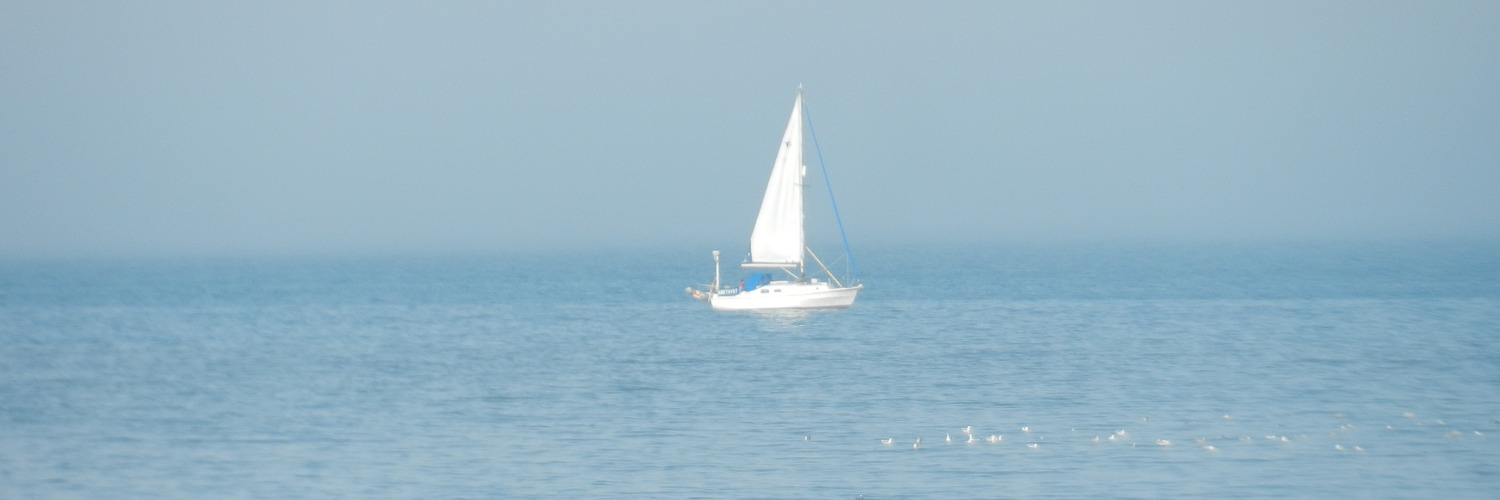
[745,91,805,269]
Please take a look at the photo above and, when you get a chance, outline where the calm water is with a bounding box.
[2,242,1497,498]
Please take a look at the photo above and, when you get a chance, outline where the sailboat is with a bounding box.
[687,88,862,310]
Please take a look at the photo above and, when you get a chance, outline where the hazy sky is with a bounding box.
[3,1,1497,257]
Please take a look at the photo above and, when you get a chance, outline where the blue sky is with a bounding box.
[2,1,1497,257]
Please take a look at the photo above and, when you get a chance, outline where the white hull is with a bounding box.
[709,282,861,311]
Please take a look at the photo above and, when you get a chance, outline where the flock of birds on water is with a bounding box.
[856,412,1487,454]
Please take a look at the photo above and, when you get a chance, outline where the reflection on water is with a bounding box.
[746,308,815,332]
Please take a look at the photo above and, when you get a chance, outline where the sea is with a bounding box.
[2,241,1497,499]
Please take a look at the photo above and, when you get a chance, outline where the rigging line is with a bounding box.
[801,94,859,282]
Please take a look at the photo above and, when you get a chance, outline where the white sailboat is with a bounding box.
[687,88,862,310]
